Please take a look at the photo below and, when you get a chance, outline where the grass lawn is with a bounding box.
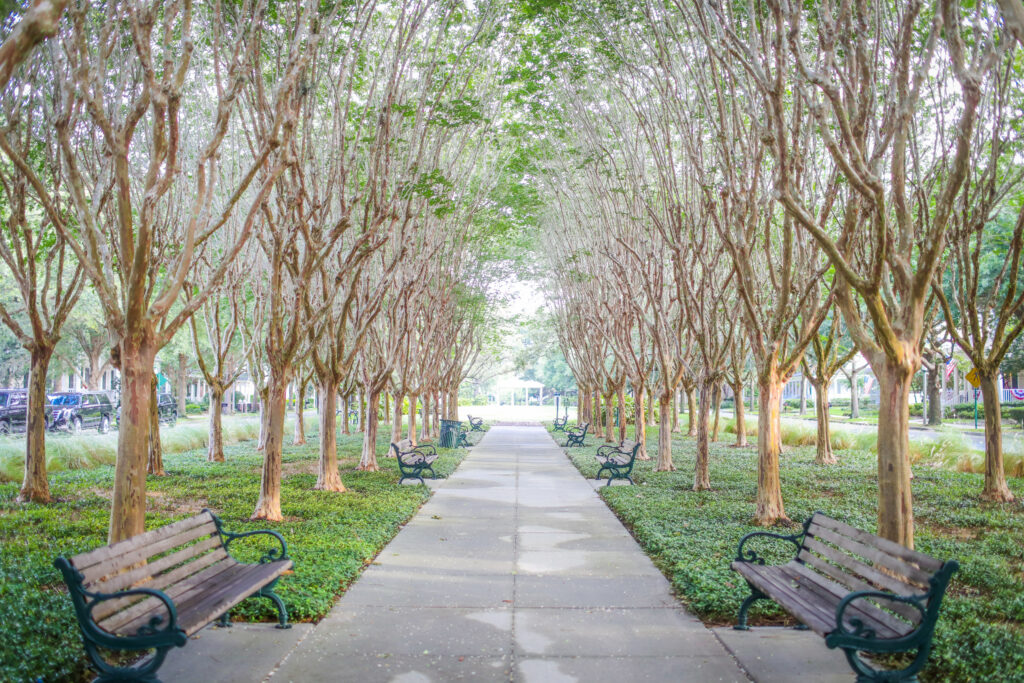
[552,423,1024,683]
[0,424,468,683]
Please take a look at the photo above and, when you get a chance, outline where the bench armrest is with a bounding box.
[209,511,290,563]
[827,590,927,647]
[414,443,437,456]
[596,444,620,457]
[734,530,804,565]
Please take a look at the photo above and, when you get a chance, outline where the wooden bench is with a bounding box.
[390,438,440,485]
[467,414,485,432]
[455,423,471,448]
[595,439,641,485]
[731,512,958,682]
[54,509,292,682]
[564,421,589,447]
[553,414,568,431]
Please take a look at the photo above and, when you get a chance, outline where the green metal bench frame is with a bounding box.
[564,421,589,447]
[553,414,568,431]
[390,440,440,485]
[467,415,485,432]
[54,510,291,683]
[731,512,958,683]
[455,423,471,448]
[594,439,641,485]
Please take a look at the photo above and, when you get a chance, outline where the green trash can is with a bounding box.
[439,419,461,448]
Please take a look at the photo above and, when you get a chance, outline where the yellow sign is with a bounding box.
[965,368,980,388]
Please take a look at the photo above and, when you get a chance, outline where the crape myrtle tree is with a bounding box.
[716,0,1005,545]
[801,312,858,465]
[187,247,260,463]
[934,54,1024,502]
[0,57,84,502]
[2,0,316,542]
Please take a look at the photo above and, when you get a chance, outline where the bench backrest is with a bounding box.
[798,513,948,626]
[61,511,230,625]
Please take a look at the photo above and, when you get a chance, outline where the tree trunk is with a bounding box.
[694,376,712,491]
[978,369,1013,502]
[755,369,787,526]
[109,341,157,543]
[293,380,306,445]
[359,391,367,433]
[617,386,626,442]
[342,394,351,435]
[384,391,391,424]
[927,355,942,426]
[18,346,53,503]
[634,386,648,457]
[731,381,748,447]
[176,353,187,416]
[656,393,673,469]
[604,392,615,443]
[873,359,915,546]
[686,387,697,436]
[359,388,381,471]
[392,392,403,442]
[850,366,860,418]
[148,374,165,476]
[256,386,269,451]
[252,366,289,522]
[207,384,225,462]
[423,392,433,441]
[316,382,345,490]
[672,389,681,433]
[813,380,835,465]
[711,380,722,442]
[408,393,418,446]
[799,376,807,415]
[592,389,603,438]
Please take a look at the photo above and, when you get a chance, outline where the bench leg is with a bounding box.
[734,585,768,630]
[86,640,173,683]
[256,582,291,629]
[217,611,233,627]
[840,646,924,683]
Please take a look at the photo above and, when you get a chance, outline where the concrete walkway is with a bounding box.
[162,425,850,682]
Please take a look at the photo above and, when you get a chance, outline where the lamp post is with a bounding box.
[554,391,561,421]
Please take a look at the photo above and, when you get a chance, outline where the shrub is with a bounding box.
[185,402,203,415]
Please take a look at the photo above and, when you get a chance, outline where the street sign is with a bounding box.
[966,368,980,388]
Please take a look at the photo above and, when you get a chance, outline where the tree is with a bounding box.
[801,312,858,465]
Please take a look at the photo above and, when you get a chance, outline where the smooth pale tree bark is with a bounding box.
[603,390,615,443]
[392,394,403,442]
[925,355,942,426]
[109,339,157,541]
[253,369,290,522]
[873,358,916,546]
[315,384,345,490]
[176,354,188,416]
[359,388,383,472]
[755,367,786,525]
[617,386,626,442]
[711,381,722,443]
[730,380,748,447]
[293,380,307,446]
[148,375,164,476]
[978,369,1013,502]
[811,379,835,465]
[20,347,54,502]
[685,385,697,436]
[207,384,225,462]
[634,387,649,458]
[694,376,712,491]
[850,366,861,419]
[592,389,603,438]
[408,394,419,446]
[672,390,681,433]
[0,0,68,92]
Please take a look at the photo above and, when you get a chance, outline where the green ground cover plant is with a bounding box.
[0,427,468,683]
[554,424,1024,683]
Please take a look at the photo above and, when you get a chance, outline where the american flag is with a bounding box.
[944,358,956,381]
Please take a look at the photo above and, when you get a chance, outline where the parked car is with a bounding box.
[0,390,52,434]
[116,393,177,429]
[49,391,115,433]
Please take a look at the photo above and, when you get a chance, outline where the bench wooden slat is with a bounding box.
[115,561,291,636]
[784,562,915,636]
[797,547,924,624]
[80,520,219,586]
[99,556,239,633]
[732,562,837,636]
[71,513,214,573]
[811,514,943,573]
[90,539,228,620]
[92,548,231,622]
[806,524,932,589]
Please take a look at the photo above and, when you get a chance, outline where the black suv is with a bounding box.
[49,391,115,433]
[116,393,177,429]
[0,390,50,434]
